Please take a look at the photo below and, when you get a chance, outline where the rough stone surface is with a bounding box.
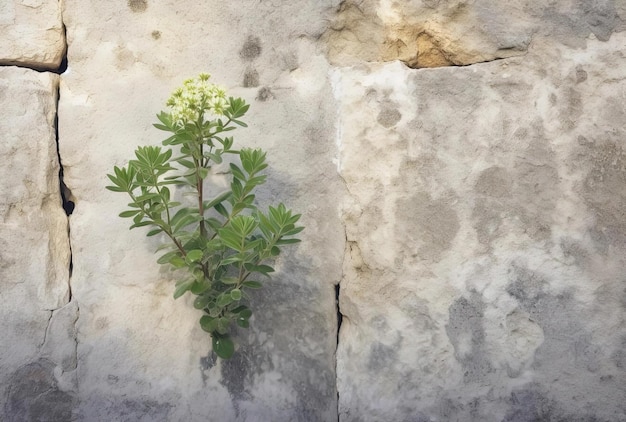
[59,1,343,420]
[0,0,66,70]
[3,0,626,420]
[323,0,626,67]
[335,34,626,421]
[0,68,74,419]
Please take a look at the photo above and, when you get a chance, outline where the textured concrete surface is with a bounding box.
[335,34,626,421]
[2,0,626,421]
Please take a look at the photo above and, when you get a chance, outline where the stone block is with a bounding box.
[334,33,626,420]
[0,0,66,70]
[0,67,72,418]
[59,1,343,419]
[323,0,626,67]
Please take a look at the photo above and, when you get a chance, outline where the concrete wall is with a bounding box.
[1,1,625,421]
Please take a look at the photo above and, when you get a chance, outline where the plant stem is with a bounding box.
[197,144,206,239]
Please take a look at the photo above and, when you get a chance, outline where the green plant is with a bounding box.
[106,73,303,359]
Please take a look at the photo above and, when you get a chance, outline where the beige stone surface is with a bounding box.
[2,0,626,420]
[59,1,343,419]
[324,0,626,67]
[0,0,66,70]
[335,33,626,421]
[0,68,73,418]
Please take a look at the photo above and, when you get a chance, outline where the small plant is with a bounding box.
[106,73,303,359]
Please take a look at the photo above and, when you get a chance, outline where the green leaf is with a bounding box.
[105,185,126,192]
[239,308,252,319]
[214,203,229,218]
[161,186,170,202]
[194,295,211,310]
[283,226,305,236]
[231,305,248,314]
[229,163,245,181]
[216,317,230,334]
[200,315,218,333]
[275,238,301,245]
[219,255,243,266]
[236,317,249,328]
[212,334,235,359]
[205,152,223,164]
[217,293,233,307]
[205,217,224,231]
[176,158,196,169]
[198,167,209,179]
[221,277,239,285]
[205,190,232,210]
[244,263,275,275]
[170,207,191,226]
[129,220,153,229]
[155,111,174,130]
[231,202,248,216]
[185,249,203,263]
[218,228,243,251]
[243,280,263,289]
[247,175,267,186]
[190,280,211,294]
[173,278,195,299]
[136,192,160,203]
[146,228,162,237]
[119,210,141,218]
[169,256,186,268]
[230,289,242,301]
[157,250,179,264]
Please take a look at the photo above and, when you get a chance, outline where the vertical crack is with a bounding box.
[55,84,74,287]
[335,227,349,422]
[335,283,343,348]
[40,311,54,348]
[53,12,73,287]
[335,281,342,422]
[52,8,79,384]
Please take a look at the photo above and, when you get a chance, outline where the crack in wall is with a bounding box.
[52,6,80,398]
[54,80,74,289]
[334,279,343,422]
[40,311,54,348]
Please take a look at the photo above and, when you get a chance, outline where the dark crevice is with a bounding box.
[55,54,68,75]
[53,43,74,291]
[55,87,74,290]
[335,283,342,346]
[55,92,74,217]
[0,62,62,73]
[54,19,69,75]
[335,282,342,422]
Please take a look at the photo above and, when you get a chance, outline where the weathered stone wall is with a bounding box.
[1,0,625,421]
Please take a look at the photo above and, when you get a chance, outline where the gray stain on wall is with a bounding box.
[240,36,262,61]
[395,191,460,263]
[445,292,494,384]
[3,359,75,422]
[127,0,148,13]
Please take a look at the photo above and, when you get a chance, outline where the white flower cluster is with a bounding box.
[166,73,227,126]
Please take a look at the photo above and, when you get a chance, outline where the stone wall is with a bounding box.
[1,1,625,421]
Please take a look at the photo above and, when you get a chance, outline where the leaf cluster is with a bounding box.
[106,93,302,359]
